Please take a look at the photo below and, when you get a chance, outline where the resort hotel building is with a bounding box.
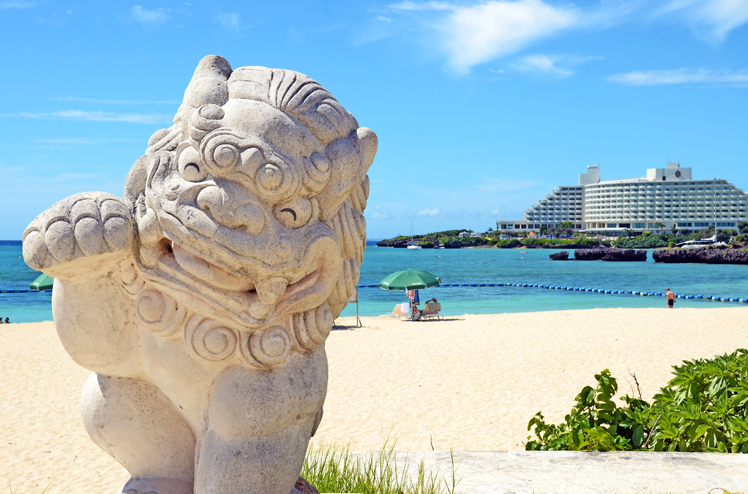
[498,163,748,233]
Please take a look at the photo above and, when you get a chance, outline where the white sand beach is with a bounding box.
[2,308,747,493]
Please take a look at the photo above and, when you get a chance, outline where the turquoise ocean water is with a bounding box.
[3,240,748,323]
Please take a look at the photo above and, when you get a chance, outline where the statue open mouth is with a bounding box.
[139,233,341,327]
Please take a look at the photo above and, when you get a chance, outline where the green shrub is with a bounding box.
[526,349,748,453]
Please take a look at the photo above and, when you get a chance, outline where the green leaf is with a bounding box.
[632,426,644,448]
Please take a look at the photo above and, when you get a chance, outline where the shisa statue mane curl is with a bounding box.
[22,55,376,494]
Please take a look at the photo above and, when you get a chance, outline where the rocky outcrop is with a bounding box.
[376,238,434,248]
[653,246,748,264]
[574,247,647,262]
[377,238,410,248]
[549,251,570,260]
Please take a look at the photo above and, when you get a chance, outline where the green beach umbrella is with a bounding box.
[379,269,441,291]
[29,273,54,291]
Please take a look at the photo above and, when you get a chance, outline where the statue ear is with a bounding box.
[173,55,232,130]
[317,127,377,221]
[182,55,232,108]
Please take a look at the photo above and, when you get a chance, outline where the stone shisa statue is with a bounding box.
[22,55,376,494]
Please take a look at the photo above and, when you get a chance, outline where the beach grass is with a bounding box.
[8,482,50,494]
[302,440,460,494]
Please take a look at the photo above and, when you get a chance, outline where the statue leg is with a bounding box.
[194,348,328,494]
[81,373,196,494]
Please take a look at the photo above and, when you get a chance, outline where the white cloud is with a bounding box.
[418,208,441,217]
[510,54,573,78]
[509,53,603,78]
[129,5,169,26]
[10,110,172,125]
[384,0,747,73]
[656,0,748,42]
[54,96,180,105]
[0,1,34,8]
[490,209,500,215]
[376,15,393,22]
[607,67,748,86]
[215,12,241,32]
[370,211,390,220]
[433,0,586,73]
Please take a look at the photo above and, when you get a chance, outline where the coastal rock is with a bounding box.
[653,246,748,264]
[574,247,646,262]
[377,238,410,248]
[549,251,570,260]
[21,56,376,494]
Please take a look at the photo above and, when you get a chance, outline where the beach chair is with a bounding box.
[381,302,410,319]
[420,301,442,320]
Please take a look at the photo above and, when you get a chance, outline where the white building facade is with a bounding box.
[498,163,748,232]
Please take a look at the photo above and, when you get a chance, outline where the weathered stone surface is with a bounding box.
[549,251,569,260]
[395,450,748,494]
[22,55,376,494]
[654,245,748,264]
[574,247,646,261]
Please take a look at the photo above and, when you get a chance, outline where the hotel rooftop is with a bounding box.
[498,163,748,232]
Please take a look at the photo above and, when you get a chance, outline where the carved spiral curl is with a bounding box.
[200,129,246,173]
[291,303,334,352]
[241,326,291,369]
[135,289,185,336]
[185,316,238,361]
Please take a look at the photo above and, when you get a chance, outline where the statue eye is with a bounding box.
[178,146,207,182]
[273,199,313,229]
[280,208,297,221]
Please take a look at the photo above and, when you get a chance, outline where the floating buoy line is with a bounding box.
[0,289,52,293]
[356,283,748,304]
[2,284,745,305]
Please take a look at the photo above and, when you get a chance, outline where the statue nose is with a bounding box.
[197,186,265,234]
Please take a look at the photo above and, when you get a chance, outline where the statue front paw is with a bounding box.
[23,192,134,272]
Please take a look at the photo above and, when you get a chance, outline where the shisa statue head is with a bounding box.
[124,56,376,361]
[21,55,376,494]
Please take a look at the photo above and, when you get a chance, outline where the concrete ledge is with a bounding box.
[400,451,748,494]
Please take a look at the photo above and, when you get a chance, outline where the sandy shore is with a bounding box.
[2,308,747,493]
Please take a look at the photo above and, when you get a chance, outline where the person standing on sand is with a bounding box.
[666,288,675,309]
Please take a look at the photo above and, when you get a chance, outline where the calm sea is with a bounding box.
[2,240,748,323]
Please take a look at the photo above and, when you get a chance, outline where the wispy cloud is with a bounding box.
[509,54,603,78]
[383,0,747,74]
[8,110,172,125]
[438,0,584,73]
[418,208,441,217]
[54,96,180,105]
[0,1,34,8]
[655,0,748,42]
[129,5,169,26]
[369,211,390,220]
[215,12,241,33]
[510,55,573,78]
[607,67,748,86]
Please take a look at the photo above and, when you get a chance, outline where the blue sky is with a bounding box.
[1,0,747,240]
